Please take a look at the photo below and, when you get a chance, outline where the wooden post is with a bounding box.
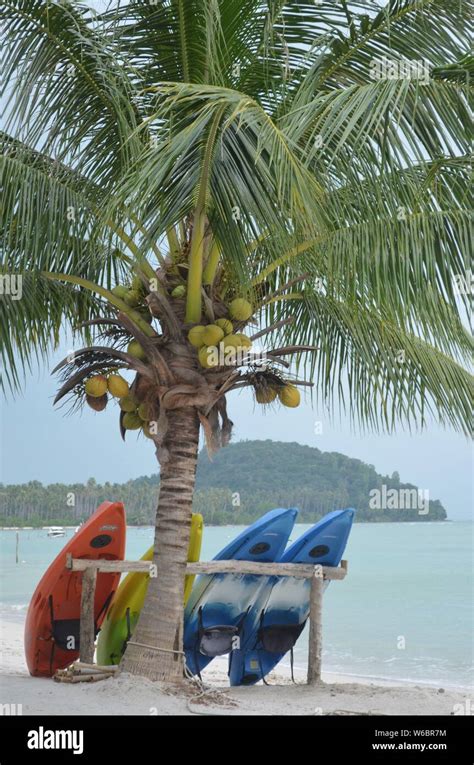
[15,532,19,564]
[307,566,324,685]
[79,568,97,664]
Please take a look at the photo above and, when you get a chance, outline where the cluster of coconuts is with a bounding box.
[111,277,153,325]
[256,383,300,408]
[187,298,254,369]
[112,279,151,361]
[85,373,156,437]
[119,394,156,438]
[84,373,130,411]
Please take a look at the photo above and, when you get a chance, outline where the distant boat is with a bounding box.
[47,526,66,538]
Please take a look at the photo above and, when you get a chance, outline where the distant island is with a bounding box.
[0,440,447,527]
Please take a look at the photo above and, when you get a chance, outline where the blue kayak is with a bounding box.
[228,508,355,686]
[184,507,298,677]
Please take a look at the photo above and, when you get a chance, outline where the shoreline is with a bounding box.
[1,520,458,530]
[1,618,471,716]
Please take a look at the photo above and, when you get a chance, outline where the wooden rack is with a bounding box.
[65,553,348,685]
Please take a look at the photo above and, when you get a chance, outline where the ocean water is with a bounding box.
[1,522,472,688]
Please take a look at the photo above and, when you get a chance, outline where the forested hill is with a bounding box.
[0,439,446,526]
[194,440,446,523]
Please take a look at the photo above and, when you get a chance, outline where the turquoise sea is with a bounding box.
[1,521,472,688]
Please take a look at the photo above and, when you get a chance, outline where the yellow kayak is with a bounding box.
[96,513,203,665]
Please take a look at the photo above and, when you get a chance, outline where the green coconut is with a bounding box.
[124,290,142,307]
[107,374,129,398]
[229,298,253,321]
[132,275,146,294]
[142,421,158,439]
[85,375,108,398]
[215,318,233,335]
[127,340,147,361]
[138,402,154,421]
[137,308,153,324]
[122,411,143,430]
[187,325,207,348]
[278,384,301,408]
[202,324,225,346]
[111,285,129,300]
[119,394,139,412]
[171,285,186,298]
[255,387,277,404]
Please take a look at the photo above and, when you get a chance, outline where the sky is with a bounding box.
[1,339,472,520]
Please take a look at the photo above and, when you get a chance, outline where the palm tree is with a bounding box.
[1,0,472,684]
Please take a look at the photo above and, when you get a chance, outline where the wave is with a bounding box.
[0,603,28,614]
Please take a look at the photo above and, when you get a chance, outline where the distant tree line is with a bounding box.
[0,440,447,526]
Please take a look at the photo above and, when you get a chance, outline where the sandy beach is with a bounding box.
[1,617,470,716]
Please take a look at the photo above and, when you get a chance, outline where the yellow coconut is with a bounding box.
[255,387,277,404]
[107,374,129,398]
[222,334,243,350]
[215,318,233,335]
[198,346,218,369]
[187,325,207,348]
[122,412,143,430]
[202,324,225,346]
[233,333,252,349]
[229,298,253,321]
[119,394,139,413]
[85,375,108,398]
[278,384,301,408]
[127,340,147,361]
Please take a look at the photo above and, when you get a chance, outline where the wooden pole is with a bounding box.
[79,568,97,664]
[307,566,324,685]
[15,532,19,564]
[66,554,347,580]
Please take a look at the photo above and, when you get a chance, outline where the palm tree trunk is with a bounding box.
[120,406,200,683]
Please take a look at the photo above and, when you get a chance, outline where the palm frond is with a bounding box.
[262,289,473,436]
[0,273,107,393]
[1,0,144,185]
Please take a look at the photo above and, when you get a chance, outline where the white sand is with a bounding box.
[1,618,471,716]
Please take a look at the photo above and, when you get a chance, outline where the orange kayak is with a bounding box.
[24,501,126,677]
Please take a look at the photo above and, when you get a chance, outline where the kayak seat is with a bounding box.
[51,618,84,650]
[200,625,239,657]
[48,590,115,652]
[195,606,251,674]
[258,622,306,654]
